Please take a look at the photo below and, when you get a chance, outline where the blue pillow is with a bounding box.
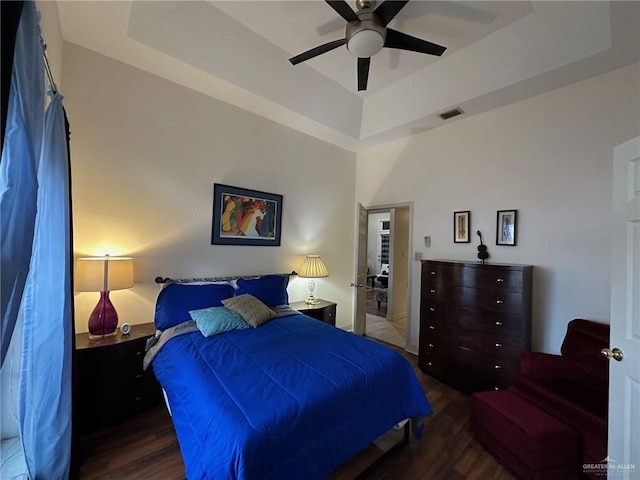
[154,283,236,330]
[189,307,248,337]
[236,275,289,307]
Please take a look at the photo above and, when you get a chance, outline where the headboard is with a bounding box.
[154,271,298,285]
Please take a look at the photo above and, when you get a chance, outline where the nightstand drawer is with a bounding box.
[290,299,337,326]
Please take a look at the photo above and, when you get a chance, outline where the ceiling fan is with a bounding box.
[289,0,447,91]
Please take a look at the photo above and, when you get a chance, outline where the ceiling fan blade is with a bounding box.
[289,39,347,65]
[384,28,446,56]
[357,57,370,91]
[374,0,409,26]
[325,0,359,23]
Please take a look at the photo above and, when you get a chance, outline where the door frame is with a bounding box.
[354,201,414,349]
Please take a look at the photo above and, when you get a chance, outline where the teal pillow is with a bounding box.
[189,306,248,337]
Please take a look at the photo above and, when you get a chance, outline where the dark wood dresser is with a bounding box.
[75,323,162,434]
[419,259,533,393]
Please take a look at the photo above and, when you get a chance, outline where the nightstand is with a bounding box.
[290,299,337,326]
[75,323,162,434]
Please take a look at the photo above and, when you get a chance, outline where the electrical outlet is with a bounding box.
[424,236,431,247]
[414,251,423,261]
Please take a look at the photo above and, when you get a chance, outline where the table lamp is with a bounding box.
[75,255,134,339]
[298,255,328,305]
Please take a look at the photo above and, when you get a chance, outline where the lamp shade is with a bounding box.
[75,256,134,292]
[298,255,329,279]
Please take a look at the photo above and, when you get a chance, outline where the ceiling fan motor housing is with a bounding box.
[346,11,386,57]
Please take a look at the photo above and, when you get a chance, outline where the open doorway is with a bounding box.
[363,206,410,348]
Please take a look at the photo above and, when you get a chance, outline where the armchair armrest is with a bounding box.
[520,351,584,381]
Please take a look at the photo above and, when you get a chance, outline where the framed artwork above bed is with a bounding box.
[211,183,283,246]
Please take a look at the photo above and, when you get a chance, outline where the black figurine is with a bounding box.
[477,230,489,264]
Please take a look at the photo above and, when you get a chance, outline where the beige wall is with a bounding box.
[64,43,356,332]
[356,63,640,354]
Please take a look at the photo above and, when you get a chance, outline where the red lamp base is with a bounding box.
[88,290,119,339]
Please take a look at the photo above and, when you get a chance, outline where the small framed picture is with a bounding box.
[453,211,471,243]
[496,210,518,246]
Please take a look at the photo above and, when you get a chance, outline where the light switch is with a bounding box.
[414,252,423,261]
[424,236,431,247]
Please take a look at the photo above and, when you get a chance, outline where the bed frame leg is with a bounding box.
[353,422,410,479]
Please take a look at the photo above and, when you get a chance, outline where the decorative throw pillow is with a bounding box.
[222,294,277,328]
[236,275,289,307]
[189,307,248,337]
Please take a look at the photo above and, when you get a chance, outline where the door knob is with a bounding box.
[601,347,624,361]
[350,282,363,288]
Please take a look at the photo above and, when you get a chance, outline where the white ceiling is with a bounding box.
[57,1,640,152]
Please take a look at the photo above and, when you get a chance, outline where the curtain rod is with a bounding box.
[43,51,57,94]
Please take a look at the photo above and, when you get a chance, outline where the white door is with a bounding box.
[607,136,640,478]
[353,203,368,335]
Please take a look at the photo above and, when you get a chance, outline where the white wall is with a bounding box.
[356,63,640,354]
[64,43,356,332]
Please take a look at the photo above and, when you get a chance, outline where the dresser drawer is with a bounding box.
[472,267,526,293]
[422,262,464,286]
[446,307,522,337]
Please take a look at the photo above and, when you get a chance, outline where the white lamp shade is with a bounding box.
[75,256,134,292]
[298,255,329,279]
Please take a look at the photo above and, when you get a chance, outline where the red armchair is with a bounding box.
[509,319,610,474]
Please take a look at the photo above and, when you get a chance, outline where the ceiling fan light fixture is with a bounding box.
[347,29,384,57]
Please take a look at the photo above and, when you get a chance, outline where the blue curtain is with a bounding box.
[0,2,73,478]
[20,91,72,479]
[0,0,43,366]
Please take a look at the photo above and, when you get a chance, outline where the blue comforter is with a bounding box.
[151,313,432,480]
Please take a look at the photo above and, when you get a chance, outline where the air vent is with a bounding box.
[439,107,464,120]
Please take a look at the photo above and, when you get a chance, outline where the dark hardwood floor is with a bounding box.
[78,345,514,480]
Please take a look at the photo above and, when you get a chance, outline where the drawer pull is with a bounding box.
[494,387,500,391]
[459,346,471,352]
[495,343,503,348]
[497,278,505,283]
[429,307,435,312]
[430,271,436,275]
[430,289,436,293]
[135,373,143,379]
[136,351,143,357]
[429,325,435,330]
[428,361,433,366]
[428,343,434,348]
[496,300,504,304]
[494,365,502,369]
[135,396,142,401]
[495,321,503,326]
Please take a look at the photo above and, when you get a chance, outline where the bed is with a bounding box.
[146,274,432,480]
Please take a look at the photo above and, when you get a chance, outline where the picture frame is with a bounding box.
[496,209,518,246]
[211,184,283,246]
[453,211,471,243]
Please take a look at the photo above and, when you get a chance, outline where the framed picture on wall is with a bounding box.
[211,184,283,246]
[453,211,471,243]
[496,209,518,246]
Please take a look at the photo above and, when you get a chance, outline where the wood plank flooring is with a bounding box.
[78,344,514,480]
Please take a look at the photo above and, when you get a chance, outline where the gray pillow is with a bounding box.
[222,294,276,328]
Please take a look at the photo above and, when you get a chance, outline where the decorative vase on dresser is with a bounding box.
[418,259,533,393]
